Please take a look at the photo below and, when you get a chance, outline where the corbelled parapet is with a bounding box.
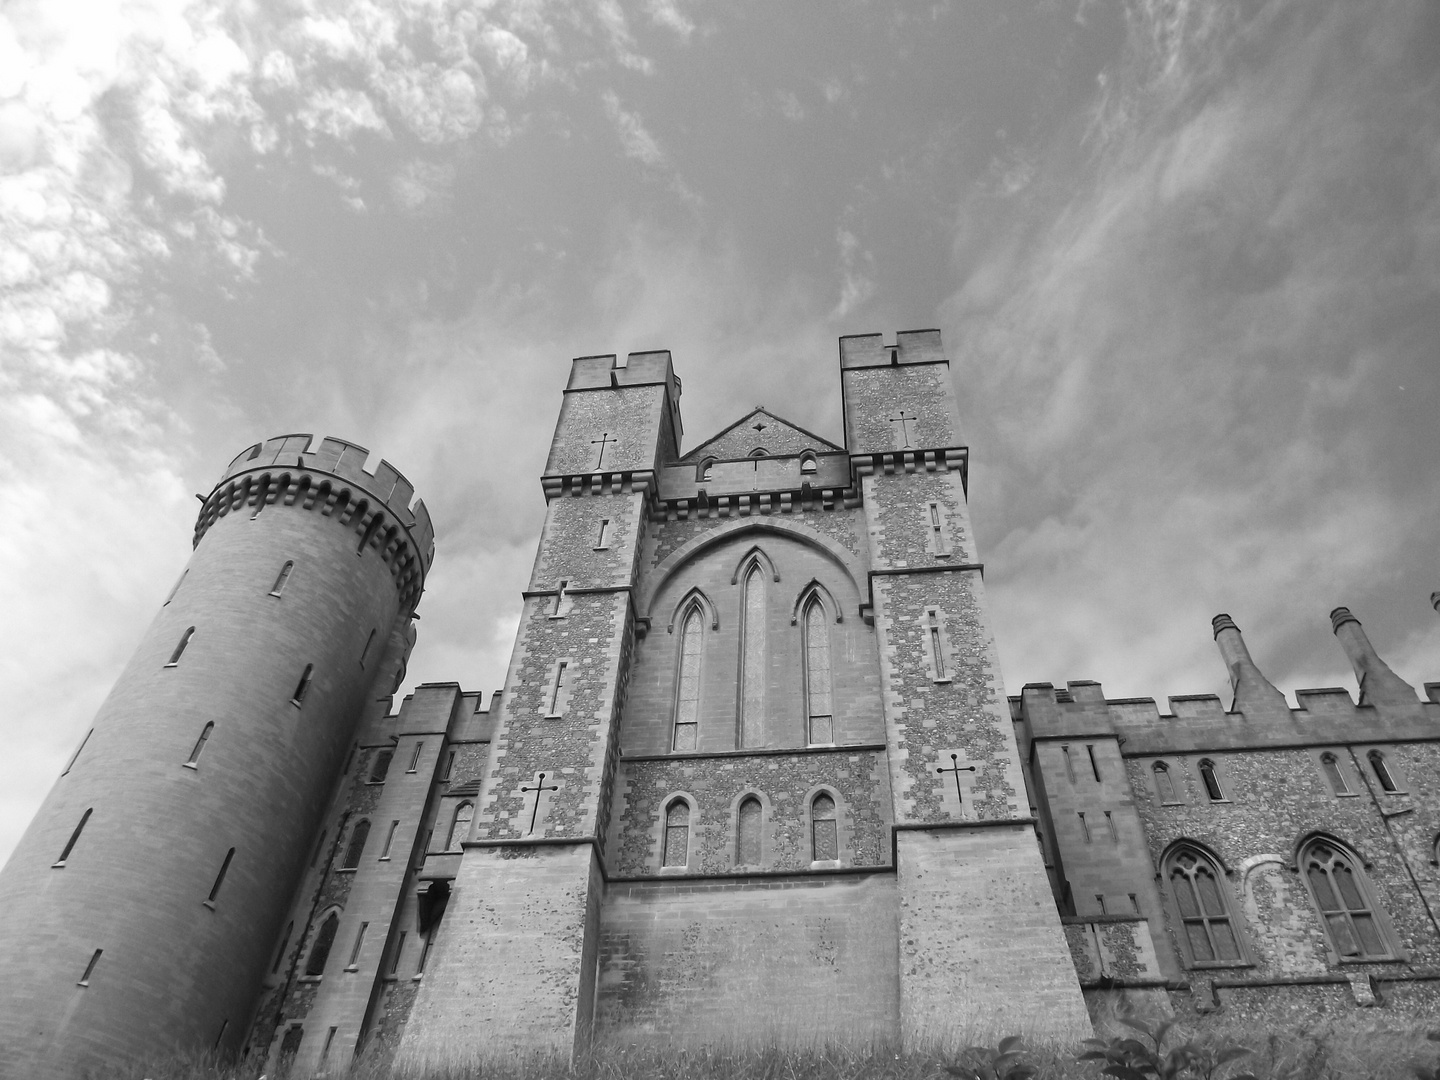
[1211,614,1289,718]
[1330,606,1419,707]
[194,434,434,613]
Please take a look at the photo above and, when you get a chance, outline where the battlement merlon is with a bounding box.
[543,351,684,483]
[838,329,966,460]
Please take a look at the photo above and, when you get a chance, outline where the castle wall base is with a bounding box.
[896,827,1092,1046]
[595,873,899,1047]
[394,843,601,1067]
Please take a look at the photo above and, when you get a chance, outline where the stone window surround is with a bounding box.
[1159,841,1252,971]
[1309,747,1361,798]
[728,789,772,869]
[654,791,700,873]
[803,784,849,868]
[1295,834,1406,964]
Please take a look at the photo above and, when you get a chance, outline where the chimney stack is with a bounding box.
[1330,607,1418,706]
[1211,614,1289,718]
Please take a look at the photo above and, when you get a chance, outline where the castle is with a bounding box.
[2,331,1438,1079]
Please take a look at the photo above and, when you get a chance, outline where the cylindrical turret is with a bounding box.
[0,435,433,1079]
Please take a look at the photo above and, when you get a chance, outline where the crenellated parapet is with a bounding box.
[194,434,435,613]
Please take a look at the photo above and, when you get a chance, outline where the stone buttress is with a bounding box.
[396,353,681,1064]
[840,331,1091,1042]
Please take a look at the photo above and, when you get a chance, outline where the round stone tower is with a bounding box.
[0,435,433,1079]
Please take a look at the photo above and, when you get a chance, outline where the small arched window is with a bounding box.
[369,749,393,783]
[1199,759,1225,801]
[342,819,370,869]
[673,606,703,751]
[305,912,340,976]
[1153,761,1177,803]
[803,596,833,745]
[1302,840,1392,959]
[811,793,838,862]
[749,448,767,458]
[1166,847,1242,966]
[663,800,690,867]
[166,627,195,667]
[737,796,762,866]
[800,456,818,475]
[270,561,294,597]
[1320,753,1349,795]
[186,722,214,767]
[447,801,473,851]
[1368,750,1398,793]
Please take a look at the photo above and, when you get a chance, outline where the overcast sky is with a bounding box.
[2,0,1438,866]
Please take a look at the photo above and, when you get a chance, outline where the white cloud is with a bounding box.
[602,89,666,168]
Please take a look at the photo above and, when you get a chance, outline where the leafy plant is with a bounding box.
[1412,1031,1440,1080]
[943,1035,1038,1080]
[1077,1017,1256,1080]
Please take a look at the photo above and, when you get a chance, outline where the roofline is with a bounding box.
[678,407,844,462]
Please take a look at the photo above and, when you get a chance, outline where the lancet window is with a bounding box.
[305,912,339,977]
[447,802,473,851]
[672,606,704,751]
[663,799,690,868]
[803,596,834,745]
[739,563,767,747]
[342,819,370,869]
[1153,761,1177,802]
[1320,753,1349,795]
[737,796,762,866]
[811,793,838,862]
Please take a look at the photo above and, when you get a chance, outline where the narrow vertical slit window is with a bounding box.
[737,796,762,866]
[389,931,407,976]
[1321,753,1349,795]
[306,913,339,976]
[672,607,703,751]
[447,802,473,850]
[546,662,568,717]
[342,820,370,869]
[1129,894,1141,913]
[346,923,369,969]
[1368,751,1398,793]
[214,1020,229,1050]
[320,1027,338,1062]
[61,729,93,777]
[927,610,947,680]
[166,627,195,667]
[803,597,833,745]
[163,569,187,605]
[185,722,214,768]
[1078,812,1091,843]
[1153,761,1177,802]
[1199,760,1225,801]
[359,629,376,668]
[1104,810,1118,841]
[206,847,235,905]
[1096,895,1107,915]
[1062,745,1075,784]
[272,921,293,974]
[739,565,767,746]
[928,502,945,553]
[269,561,294,597]
[811,793,838,862]
[1086,744,1101,782]
[442,751,455,782]
[56,808,92,866]
[595,518,610,549]
[663,800,690,867]
[380,820,399,860]
[551,580,569,617]
[78,948,102,986]
[291,664,314,707]
[407,742,423,773]
[416,931,433,974]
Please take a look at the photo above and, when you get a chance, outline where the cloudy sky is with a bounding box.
[2,0,1438,864]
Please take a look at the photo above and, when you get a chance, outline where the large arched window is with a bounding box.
[447,801,473,851]
[1320,753,1349,795]
[803,596,834,745]
[811,792,838,863]
[1153,761,1177,803]
[673,606,703,751]
[342,819,370,869]
[736,795,762,866]
[738,562,767,747]
[305,912,340,977]
[663,800,690,868]
[1301,839,1393,959]
[1165,847,1243,966]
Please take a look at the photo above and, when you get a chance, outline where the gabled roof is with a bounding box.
[679,407,845,463]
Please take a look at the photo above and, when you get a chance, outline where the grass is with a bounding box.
[94,1019,1440,1080]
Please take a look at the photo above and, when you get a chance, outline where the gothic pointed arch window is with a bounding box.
[1320,752,1349,795]
[673,605,704,751]
[1153,761,1178,803]
[1198,759,1225,801]
[810,792,838,863]
[663,799,690,868]
[447,801,473,851]
[736,795,762,867]
[1300,838,1396,959]
[738,560,768,747]
[803,594,834,745]
[1165,846,1244,966]
[305,911,340,977]
[1368,750,1399,793]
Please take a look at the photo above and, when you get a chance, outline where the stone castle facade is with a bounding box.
[1,331,1438,1079]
